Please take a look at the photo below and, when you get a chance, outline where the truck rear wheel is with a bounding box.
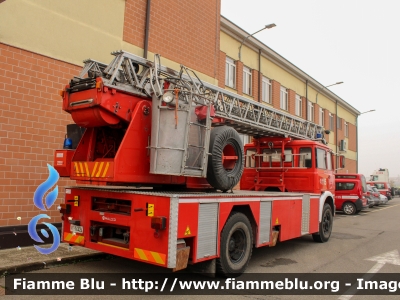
[342,202,356,215]
[207,126,244,192]
[217,212,253,277]
[312,203,333,243]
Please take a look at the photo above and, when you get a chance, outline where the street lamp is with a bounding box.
[356,109,376,173]
[359,109,376,115]
[238,23,276,61]
[316,81,343,103]
[325,82,343,88]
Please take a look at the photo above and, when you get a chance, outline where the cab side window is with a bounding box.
[299,147,312,168]
[245,149,256,168]
[315,148,327,169]
[326,152,332,170]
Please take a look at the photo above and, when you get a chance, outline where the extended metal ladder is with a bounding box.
[77,50,324,141]
[75,50,325,178]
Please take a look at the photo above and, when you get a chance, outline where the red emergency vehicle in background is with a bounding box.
[334,174,368,215]
[54,51,340,276]
[368,168,392,200]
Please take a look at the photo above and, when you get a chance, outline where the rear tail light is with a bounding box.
[151,216,167,230]
[60,203,71,215]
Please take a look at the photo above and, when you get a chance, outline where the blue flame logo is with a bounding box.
[33,164,59,210]
[28,164,61,255]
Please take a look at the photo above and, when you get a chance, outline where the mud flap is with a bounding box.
[269,230,279,247]
[173,247,190,272]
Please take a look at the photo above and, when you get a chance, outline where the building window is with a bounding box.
[225,57,236,88]
[243,66,252,95]
[307,101,314,122]
[329,113,334,130]
[295,94,302,117]
[319,108,324,126]
[280,86,288,110]
[345,122,348,137]
[262,76,271,103]
[337,116,342,129]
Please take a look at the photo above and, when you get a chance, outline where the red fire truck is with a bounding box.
[55,51,339,276]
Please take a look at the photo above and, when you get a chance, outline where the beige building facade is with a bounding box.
[0,0,359,227]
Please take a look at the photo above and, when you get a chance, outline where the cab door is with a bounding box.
[315,147,333,193]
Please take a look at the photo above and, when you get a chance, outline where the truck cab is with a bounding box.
[240,137,335,195]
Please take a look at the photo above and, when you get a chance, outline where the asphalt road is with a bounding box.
[3,197,400,300]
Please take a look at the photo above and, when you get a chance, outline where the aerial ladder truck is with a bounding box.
[55,51,339,276]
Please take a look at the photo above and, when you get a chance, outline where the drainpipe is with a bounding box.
[144,0,151,59]
[258,49,261,102]
[305,80,308,120]
[335,100,338,173]
[356,115,358,173]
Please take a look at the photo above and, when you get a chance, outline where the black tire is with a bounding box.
[207,126,244,192]
[342,202,356,215]
[217,212,253,277]
[312,203,333,243]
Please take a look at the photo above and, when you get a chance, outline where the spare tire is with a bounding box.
[207,126,244,191]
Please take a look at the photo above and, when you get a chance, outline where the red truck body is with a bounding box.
[54,51,336,276]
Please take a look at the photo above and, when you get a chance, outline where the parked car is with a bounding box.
[366,184,381,207]
[335,174,368,215]
[367,181,392,200]
[372,186,388,205]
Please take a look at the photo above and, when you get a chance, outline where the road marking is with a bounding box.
[341,204,400,217]
[338,250,400,300]
[367,204,400,213]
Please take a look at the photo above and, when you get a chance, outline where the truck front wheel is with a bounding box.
[217,212,253,277]
[312,203,333,243]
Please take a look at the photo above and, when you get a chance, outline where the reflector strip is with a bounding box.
[63,233,84,245]
[72,161,111,178]
[84,162,90,177]
[96,162,104,177]
[102,162,110,177]
[74,162,80,176]
[134,248,166,265]
[92,162,98,177]
[79,162,84,176]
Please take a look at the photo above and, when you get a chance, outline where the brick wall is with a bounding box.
[324,109,330,131]
[271,80,280,110]
[348,122,357,151]
[314,103,320,125]
[301,97,307,120]
[218,51,226,88]
[288,90,295,115]
[336,158,356,174]
[236,60,243,96]
[251,69,259,101]
[123,0,220,79]
[337,117,344,143]
[0,43,77,226]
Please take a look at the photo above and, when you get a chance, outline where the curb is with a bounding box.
[0,252,110,275]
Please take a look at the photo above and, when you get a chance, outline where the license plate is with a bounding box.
[70,224,83,234]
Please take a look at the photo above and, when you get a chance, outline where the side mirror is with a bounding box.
[339,155,346,168]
